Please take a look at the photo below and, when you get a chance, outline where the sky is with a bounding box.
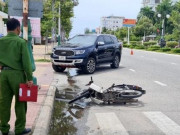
[70,0,142,37]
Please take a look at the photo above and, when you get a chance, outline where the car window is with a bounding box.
[96,36,104,43]
[111,36,118,43]
[67,35,97,46]
[104,36,114,44]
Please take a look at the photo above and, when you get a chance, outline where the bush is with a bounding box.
[123,44,131,48]
[123,41,127,44]
[135,45,145,49]
[149,41,157,45]
[149,45,160,49]
[160,48,171,52]
[123,44,128,47]
[143,42,151,46]
[166,41,178,48]
[143,41,157,46]
[136,41,142,45]
[147,48,159,51]
[129,45,136,49]
[147,45,160,51]
[171,48,180,53]
[130,41,137,45]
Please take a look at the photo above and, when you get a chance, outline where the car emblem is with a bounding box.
[61,52,66,54]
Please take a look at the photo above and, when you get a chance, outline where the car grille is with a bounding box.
[54,50,74,56]
[54,60,73,63]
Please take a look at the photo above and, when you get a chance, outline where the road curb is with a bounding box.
[126,48,180,57]
[32,79,58,135]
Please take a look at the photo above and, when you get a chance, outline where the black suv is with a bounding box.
[51,34,123,74]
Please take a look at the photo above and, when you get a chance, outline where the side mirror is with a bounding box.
[97,41,105,45]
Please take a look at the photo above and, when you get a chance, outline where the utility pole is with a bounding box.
[23,0,28,40]
[58,1,61,45]
[51,0,55,47]
[128,27,130,45]
[22,0,37,84]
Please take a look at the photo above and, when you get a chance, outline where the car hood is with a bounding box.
[55,43,93,50]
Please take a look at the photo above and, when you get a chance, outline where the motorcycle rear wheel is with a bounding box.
[112,86,143,99]
[120,89,143,98]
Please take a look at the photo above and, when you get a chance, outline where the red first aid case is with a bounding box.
[19,84,38,102]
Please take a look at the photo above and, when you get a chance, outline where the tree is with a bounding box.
[101,27,107,34]
[115,27,127,40]
[134,16,155,38]
[0,0,8,13]
[169,10,180,40]
[155,0,173,34]
[137,7,155,24]
[59,0,75,38]
[41,0,53,39]
[84,28,90,34]
[173,1,180,12]
[41,0,78,40]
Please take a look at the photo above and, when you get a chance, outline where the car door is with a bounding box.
[96,36,106,62]
[103,35,114,61]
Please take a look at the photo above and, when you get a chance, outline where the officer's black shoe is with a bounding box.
[2,133,8,135]
[17,128,31,135]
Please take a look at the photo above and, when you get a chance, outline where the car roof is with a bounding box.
[77,34,116,37]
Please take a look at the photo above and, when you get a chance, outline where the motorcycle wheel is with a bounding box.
[120,89,143,98]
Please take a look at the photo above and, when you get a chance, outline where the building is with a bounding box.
[0,0,7,36]
[101,16,125,31]
[142,0,160,10]
[142,0,178,10]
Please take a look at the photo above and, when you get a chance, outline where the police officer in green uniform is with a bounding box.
[0,18,33,135]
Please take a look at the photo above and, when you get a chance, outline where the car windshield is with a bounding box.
[67,35,97,46]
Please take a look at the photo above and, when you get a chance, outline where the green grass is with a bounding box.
[35,59,51,62]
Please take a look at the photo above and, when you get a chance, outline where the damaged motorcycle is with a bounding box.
[69,77,146,104]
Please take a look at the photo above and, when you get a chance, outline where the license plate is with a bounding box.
[59,56,66,60]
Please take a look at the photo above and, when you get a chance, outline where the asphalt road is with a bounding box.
[55,48,180,135]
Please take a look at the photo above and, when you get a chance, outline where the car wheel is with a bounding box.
[111,54,120,68]
[82,57,96,74]
[52,64,66,72]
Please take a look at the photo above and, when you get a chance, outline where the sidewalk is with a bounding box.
[33,44,53,60]
[0,45,55,135]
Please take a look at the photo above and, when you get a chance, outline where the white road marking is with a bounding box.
[144,111,180,135]
[95,112,129,135]
[171,62,177,65]
[129,69,136,72]
[154,81,167,86]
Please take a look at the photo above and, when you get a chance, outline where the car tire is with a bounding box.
[82,57,96,74]
[52,64,66,72]
[111,54,120,68]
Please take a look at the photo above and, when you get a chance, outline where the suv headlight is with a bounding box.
[75,50,85,55]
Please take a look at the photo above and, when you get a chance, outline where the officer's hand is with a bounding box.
[27,81,33,88]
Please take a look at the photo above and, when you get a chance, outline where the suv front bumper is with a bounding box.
[51,58,84,67]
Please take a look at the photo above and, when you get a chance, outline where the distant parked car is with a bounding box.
[51,34,123,74]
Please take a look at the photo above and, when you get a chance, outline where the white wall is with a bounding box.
[101,17,124,30]
[0,11,8,36]
[0,16,4,34]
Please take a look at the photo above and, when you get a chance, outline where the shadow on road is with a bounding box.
[53,65,126,76]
